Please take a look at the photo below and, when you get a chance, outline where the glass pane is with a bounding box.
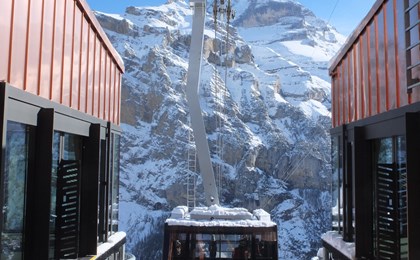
[377,138,393,164]
[111,134,120,233]
[331,136,343,233]
[169,231,277,259]
[373,136,408,259]
[63,133,82,160]
[98,139,107,242]
[48,132,82,259]
[108,135,114,235]
[396,137,408,259]
[1,121,34,259]
[48,132,60,259]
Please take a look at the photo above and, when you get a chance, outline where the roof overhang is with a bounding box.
[329,0,384,75]
[76,0,125,73]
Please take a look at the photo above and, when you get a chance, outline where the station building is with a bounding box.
[322,0,420,259]
[0,0,125,259]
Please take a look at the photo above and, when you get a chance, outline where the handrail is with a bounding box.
[405,0,420,13]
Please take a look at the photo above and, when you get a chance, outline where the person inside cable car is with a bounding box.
[195,239,206,260]
[173,239,186,259]
[175,240,182,257]
[209,235,217,259]
[232,235,251,259]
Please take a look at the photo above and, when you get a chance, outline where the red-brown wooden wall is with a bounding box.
[0,0,124,125]
[330,0,420,128]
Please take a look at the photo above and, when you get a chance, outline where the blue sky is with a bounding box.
[86,0,376,36]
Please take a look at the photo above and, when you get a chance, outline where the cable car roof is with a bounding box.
[166,205,277,228]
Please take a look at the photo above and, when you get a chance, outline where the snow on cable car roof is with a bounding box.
[166,205,277,228]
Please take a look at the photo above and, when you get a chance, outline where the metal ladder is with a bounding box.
[186,124,197,210]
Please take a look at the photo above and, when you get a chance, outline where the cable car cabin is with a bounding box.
[163,206,278,260]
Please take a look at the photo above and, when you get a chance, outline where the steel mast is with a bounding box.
[185,0,219,206]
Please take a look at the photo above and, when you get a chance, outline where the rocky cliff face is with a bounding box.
[95,0,345,259]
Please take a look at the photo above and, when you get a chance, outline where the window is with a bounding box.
[405,0,420,90]
[49,132,83,259]
[330,129,353,242]
[331,135,343,233]
[372,136,408,259]
[170,232,277,259]
[110,134,120,234]
[0,83,123,258]
[99,131,121,241]
[1,121,35,259]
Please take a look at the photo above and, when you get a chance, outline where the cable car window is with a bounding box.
[254,232,277,259]
[166,228,278,259]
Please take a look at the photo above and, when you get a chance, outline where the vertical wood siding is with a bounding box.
[330,0,419,127]
[0,0,124,125]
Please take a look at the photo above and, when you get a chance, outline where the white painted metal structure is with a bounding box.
[185,0,220,206]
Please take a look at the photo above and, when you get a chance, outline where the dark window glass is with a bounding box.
[111,134,120,233]
[169,231,277,259]
[98,139,107,242]
[48,132,82,259]
[1,121,35,259]
[48,132,60,258]
[98,132,121,241]
[108,135,114,236]
[331,135,343,233]
[108,133,120,235]
[396,137,408,259]
[372,136,408,259]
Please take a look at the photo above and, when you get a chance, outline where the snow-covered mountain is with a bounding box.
[95,0,345,258]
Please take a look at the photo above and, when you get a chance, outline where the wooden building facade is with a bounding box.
[0,0,125,259]
[324,0,420,259]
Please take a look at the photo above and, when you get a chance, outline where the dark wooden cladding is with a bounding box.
[0,0,124,125]
[330,0,420,127]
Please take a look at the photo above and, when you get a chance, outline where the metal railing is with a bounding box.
[405,0,420,90]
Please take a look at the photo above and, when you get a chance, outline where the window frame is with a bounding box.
[98,123,122,242]
[0,121,36,259]
[328,99,420,259]
[0,82,121,258]
[331,133,344,234]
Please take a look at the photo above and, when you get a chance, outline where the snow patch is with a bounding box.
[166,205,276,227]
[321,231,355,259]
